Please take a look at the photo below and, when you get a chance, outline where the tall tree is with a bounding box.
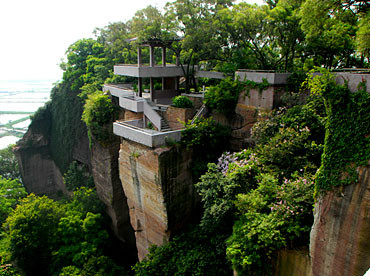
[299,0,362,68]
[164,0,233,90]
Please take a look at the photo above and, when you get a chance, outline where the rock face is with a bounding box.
[14,129,65,197]
[273,247,312,276]
[212,104,260,150]
[310,164,370,276]
[91,137,137,256]
[119,139,194,260]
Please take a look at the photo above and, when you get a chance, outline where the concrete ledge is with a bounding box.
[103,84,135,98]
[114,65,185,78]
[119,97,144,112]
[195,71,226,79]
[113,120,182,148]
[236,71,291,85]
[335,73,370,93]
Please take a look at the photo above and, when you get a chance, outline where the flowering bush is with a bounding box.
[227,173,314,275]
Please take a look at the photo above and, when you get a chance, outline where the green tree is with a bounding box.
[164,0,233,91]
[60,39,106,91]
[299,0,361,68]
[4,195,64,276]
[216,1,306,71]
[0,177,27,226]
[0,145,21,181]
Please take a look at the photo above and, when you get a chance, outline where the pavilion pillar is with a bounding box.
[162,47,166,67]
[137,47,142,67]
[138,78,143,97]
[150,77,154,102]
[149,46,155,67]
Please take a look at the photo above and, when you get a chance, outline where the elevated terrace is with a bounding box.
[114,64,184,78]
[113,119,182,148]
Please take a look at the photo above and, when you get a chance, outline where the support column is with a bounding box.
[162,47,166,67]
[138,78,143,97]
[149,46,155,67]
[174,77,179,91]
[150,77,154,102]
[137,47,142,67]
[162,78,165,91]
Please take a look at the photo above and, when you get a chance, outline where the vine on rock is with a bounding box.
[306,69,370,196]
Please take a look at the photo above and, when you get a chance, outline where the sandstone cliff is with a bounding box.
[310,164,370,276]
[14,129,65,197]
[90,136,137,256]
[118,139,194,260]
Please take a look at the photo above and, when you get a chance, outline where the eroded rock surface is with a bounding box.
[14,129,65,197]
[212,104,261,150]
[273,247,312,276]
[119,140,194,260]
[91,137,137,256]
[310,164,370,276]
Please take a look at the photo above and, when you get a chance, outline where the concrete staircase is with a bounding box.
[160,118,171,132]
[144,100,172,132]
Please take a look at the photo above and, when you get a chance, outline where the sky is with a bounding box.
[0,0,263,82]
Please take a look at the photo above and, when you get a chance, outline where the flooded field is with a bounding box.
[0,79,54,149]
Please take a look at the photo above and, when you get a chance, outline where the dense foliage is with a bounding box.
[133,225,231,276]
[64,161,94,192]
[306,69,370,194]
[204,78,243,115]
[181,117,231,179]
[81,91,116,144]
[200,94,324,275]
[0,146,21,181]
[0,177,27,226]
[0,189,127,276]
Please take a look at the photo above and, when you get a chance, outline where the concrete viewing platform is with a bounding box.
[113,120,182,148]
[114,64,184,78]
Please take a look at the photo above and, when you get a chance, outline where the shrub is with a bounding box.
[133,225,232,276]
[196,150,260,228]
[0,264,20,276]
[182,117,231,179]
[172,96,194,108]
[204,77,243,115]
[226,173,314,276]
[82,91,116,143]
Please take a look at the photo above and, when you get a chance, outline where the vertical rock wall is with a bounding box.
[273,247,312,276]
[212,104,260,150]
[91,137,137,257]
[119,139,193,260]
[14,131,65,197]
[310,164,370,276]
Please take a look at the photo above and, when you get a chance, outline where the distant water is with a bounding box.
[0,79,54,149]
